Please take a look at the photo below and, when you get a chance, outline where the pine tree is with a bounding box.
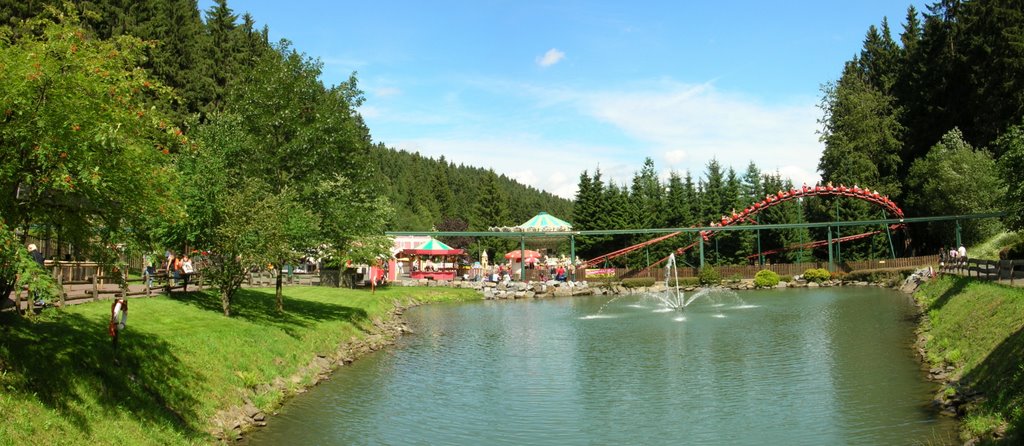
[203,0,240,113]
[663,171,690,228]
[473,171,513,257]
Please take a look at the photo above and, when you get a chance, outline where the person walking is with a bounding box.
[181,255,194,291]
[165,252,177,286]
[142,252,156,289]
[28,243,44,267]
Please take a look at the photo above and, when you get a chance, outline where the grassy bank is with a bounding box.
[915,276,1024,443]
[0,286,480,445]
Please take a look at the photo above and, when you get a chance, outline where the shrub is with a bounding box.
[778,275,793,283]
[698,266,720,285]
[753,269,780,288]
[622,277,656,288]
[802,268,831,283]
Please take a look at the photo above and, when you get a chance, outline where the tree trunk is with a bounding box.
[221,288,231,317]
[275,264,284,313]
[14,279,23,317]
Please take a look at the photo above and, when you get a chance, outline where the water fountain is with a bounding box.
[583,254,754,319]
[652,253,687,310]
[646,254,751,312]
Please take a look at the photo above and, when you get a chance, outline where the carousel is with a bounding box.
[401,237,464,281]
[490,211,576,280]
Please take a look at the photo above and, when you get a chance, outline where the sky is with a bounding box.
[201,0,927,199]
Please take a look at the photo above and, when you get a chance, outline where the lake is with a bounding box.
[248,287,957,445]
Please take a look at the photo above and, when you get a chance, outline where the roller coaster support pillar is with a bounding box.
[570,235,576,281]
[956,220,962,248]
[884,211,896,259]
[519,236,526,281]
[827,226,835,272]
[699,235,705,268]
[835,201,841,264]
[757,213,764,266]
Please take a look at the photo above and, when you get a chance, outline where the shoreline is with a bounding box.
[213,298,420,443]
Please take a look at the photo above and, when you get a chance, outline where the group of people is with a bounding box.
[939,244,968,267]
[142,251,196,291]
[471,262,573,283]
[541,264,569,282]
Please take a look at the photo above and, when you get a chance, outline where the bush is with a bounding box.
[621,277,656,288]
[698,266,720,285]
[754,269,780,288]
[802,268,831,283]
[725,273,742,284]
[778,275,793,283]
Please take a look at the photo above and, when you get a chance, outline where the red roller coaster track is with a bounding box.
[584,184,904,268]
[742,224,904,260]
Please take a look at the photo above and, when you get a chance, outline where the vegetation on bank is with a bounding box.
[915,276,1024,443]
[0,286,480,445]
[969,231,1024,260]
[753,269,780,288]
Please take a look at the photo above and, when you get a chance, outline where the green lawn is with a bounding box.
[967,231,1024,260]
[916,276,1024,443]
[0,285,480,445]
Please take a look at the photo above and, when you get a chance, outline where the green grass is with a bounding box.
[968,231,1024,260]
[0,285,480,445]
[915,276,1024,443]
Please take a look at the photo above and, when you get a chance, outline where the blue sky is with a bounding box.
[203,1,927,198]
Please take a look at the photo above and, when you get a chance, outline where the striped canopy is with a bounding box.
[518,212,572,231]
[491,212,573,233]
[402,237,464,255]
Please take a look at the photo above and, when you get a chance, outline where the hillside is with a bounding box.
[369,143,574,232]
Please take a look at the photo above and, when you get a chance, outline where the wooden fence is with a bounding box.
[248,271,320,287]
[940,258,1024,285]
[45,261,208,307]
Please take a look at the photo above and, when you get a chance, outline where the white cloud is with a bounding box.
[357,104,452,126]
[374,87,402,98]
[358,105,381,119]
[663,149,688,165]
[368,77,824,201]
[570,80,823,186]
[536,48,566,67]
